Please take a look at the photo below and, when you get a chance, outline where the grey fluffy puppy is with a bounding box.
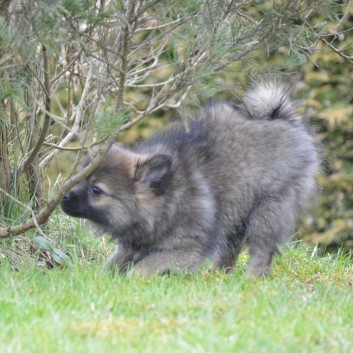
[61,82,320,277]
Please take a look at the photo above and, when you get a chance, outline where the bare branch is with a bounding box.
[0,187,49,239]
[43,137,108,151]
[16,44,51,177]
[40,61,94,169]
[320,37,353,62]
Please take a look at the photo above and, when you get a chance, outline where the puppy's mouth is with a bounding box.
[60,201,108,225]
[60,202,86,218]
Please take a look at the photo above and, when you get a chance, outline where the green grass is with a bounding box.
[1,239,353,353]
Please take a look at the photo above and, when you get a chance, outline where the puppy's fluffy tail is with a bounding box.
[243,81,298,121]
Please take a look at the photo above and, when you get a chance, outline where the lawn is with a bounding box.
[1,241,353,353]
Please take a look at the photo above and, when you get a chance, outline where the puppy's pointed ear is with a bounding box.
[135,154,173,195]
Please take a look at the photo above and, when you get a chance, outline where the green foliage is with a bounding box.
[0,206,113,270]
[96,103,128,138]
[294,3,353,249]
[0,80,22,101]
[0,17,12,46]
[33,235,71,265]
[300,72,353,248]
[61,0,95,14]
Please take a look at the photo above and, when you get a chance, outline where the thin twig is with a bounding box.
[51,48,83,85]
[135,15,195,32]
[43,136,108,151]
[320,37,353,62]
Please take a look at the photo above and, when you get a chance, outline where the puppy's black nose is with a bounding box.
[61,191,79,214]
[62,191,77,202]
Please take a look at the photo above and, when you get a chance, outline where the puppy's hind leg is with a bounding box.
[244,193,297,278]
[213,228,245,273]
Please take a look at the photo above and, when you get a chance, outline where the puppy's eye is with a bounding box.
[91,186,102,195]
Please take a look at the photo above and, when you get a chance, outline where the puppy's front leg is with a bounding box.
[104,244,134,274]
[128,251,205,278]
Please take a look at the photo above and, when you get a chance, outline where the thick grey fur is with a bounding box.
[61,82,320,277]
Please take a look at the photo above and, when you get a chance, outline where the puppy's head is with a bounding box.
[60,144,173,234]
